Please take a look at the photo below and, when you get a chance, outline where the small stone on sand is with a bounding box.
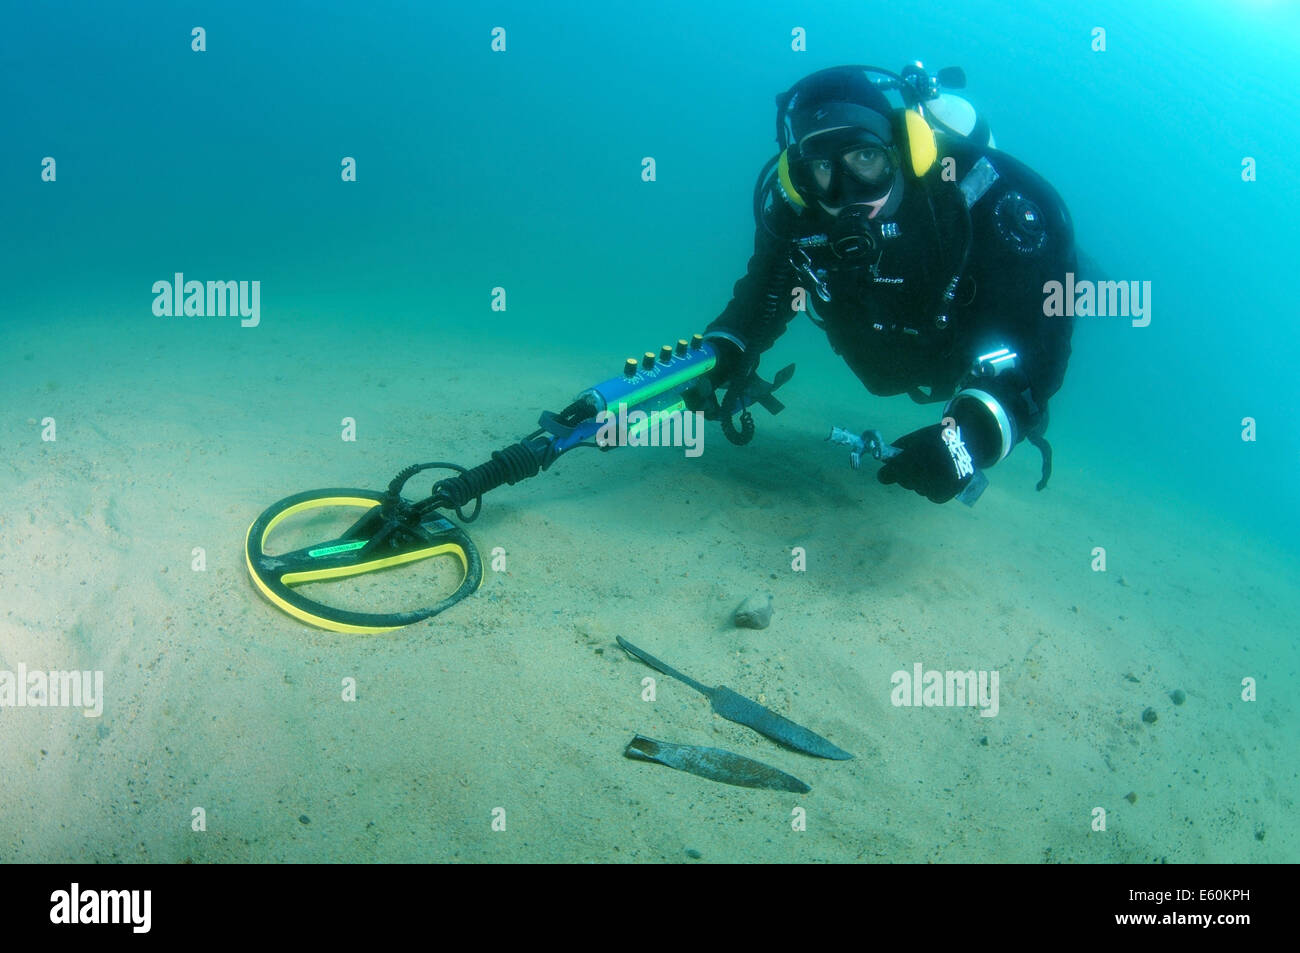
[733,593,773,629]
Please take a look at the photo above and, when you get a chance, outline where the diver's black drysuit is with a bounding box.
[705,135,1075,486]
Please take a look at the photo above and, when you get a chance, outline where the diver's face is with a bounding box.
[796,134,896,219]
[820,146,890,189]
[815,148,894,218]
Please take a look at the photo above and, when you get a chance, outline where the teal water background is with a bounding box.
[5,0,1298,545]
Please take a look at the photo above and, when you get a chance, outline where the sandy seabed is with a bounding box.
[2,310,1295,864]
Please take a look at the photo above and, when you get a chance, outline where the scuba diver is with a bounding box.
[702,63,1076,504]
[245,61,1079,632]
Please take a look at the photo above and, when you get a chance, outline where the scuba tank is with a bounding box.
[898,62,996,149]
[926,91,996,149]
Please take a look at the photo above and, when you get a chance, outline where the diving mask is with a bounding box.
[790,130,899,208]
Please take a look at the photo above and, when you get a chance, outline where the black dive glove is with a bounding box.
[877,420,984,504]
[705,335,747,388]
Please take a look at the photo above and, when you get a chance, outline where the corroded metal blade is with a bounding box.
[623,734,810,793]
[708,687,854,761]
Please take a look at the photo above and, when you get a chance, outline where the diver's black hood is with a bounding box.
[781,67,894,146]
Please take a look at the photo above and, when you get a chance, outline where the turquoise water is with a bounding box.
[7,1,1299,542]
[2,1,1297,864]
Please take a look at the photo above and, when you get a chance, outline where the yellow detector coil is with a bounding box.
[244,488,482,633]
